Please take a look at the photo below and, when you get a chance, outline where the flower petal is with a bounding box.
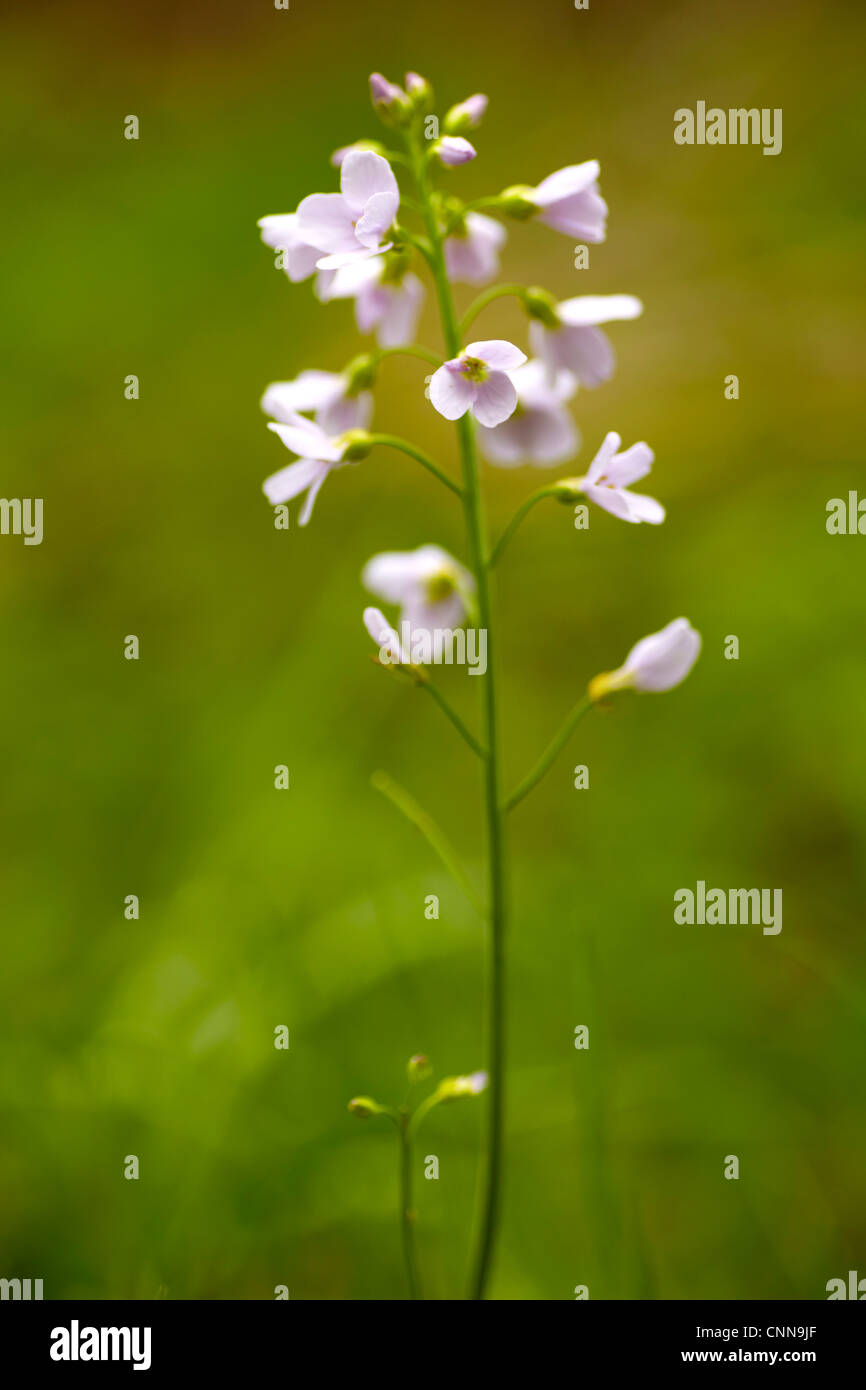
[263,457,326,506]
[473,370,518,427]
[429,363,475,420]
[354,190,399,246]
[340,150,399,213]
[556,294,643,326]
[296,193,358,253]
[603,441,654,488]
[585,431,621,485]
[267,419,342,462]
[465,339,527,372]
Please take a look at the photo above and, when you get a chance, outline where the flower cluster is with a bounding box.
[255,70,702,1299]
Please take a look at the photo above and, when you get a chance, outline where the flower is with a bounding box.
[436,1070,488,1100]
[531,294,643,388]
[368,72,413,123]
[566,431,664,524]
[478,359,579,467]
[319,255,425,348]
[589,618,701,700]
[510,160,607,240]
[362,544,475,635]
[429,340,528,427]
[297,151,399,270]
[444,212,506,285]
[257,212,322,283]
[261,370,373,436]
[443,93,488,134]
[434,136,476,166]
[363,606,410,665]
[263,414,354,525]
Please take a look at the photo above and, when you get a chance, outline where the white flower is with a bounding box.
[478,359,578,467]
[261,370,372,436]
[429,339,527,427]
[590,618,701,699]
[571,431,664,524]
[444,212,506,285]
[362,544,474,637]
[319,256,424,348]
[531,294,643,387]
[297,151,399,270]
[257,212,322,283]
[263,414,352,526]
[524,160,607,240]
[363,606,410,665]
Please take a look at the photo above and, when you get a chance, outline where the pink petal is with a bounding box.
[584,482,635,522]
[267,419,342,462]
[297,470,329,526]
[473,370,518,427]
[429,364,475,420]
[465,339,527,372]
[340,151,399,213]
[622,489,665,524]
[296,194,358,253]
[559,325,616,388]
[315,242,392,270]
[585,431,622,485]
[354,190,399,246]
[533,161,601,205]
[604,442,654,489]
[556,294,643,326]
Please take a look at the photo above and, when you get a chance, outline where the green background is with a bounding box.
[1,0,864,1299]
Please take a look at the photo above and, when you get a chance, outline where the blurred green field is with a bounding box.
[1,0,865,1299]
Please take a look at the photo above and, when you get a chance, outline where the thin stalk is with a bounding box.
[409,126,508,1301]
[421,680,487,759]
[459,283,527,337]
[370,433,462,498]
[373,344,442,369]
[488,485,563,568]
[399,1112,423,1300]
[505,694,595,812]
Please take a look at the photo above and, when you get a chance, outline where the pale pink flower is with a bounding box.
[478,360,578,467]
[444,94,488,131]
[572,431,664,524]
[257,212,321,283]
[297,151,399,270]
[444,213,506,285]
[526,160,607,241]
[261,370,372,436]
[429,340,527,427]
[531,294,643,387]
[362,544,474,636]
[263,414,352,526]
[319,256,424,348]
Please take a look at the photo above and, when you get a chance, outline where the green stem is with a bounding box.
[399,1112,423,1300]
[371,770,484,916]
[488,485,563,568]
[370,434,462,498]
[409,125,507,1302]
[505,694,594,812]
[421,680,487,759]
[459,283,527,337]
[373,344,441,369]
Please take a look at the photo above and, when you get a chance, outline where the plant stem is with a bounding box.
[369,434,462,497]
[373,344,442,368]
[399,1111,423,1300]
[409,127,507,1301]
[488,485,563,568]
[421,680,487,759]
[505,694,595,812]
[459,283,527,337]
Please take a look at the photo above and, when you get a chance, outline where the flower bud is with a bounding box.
[404,71,434,111]
[523,286,560,328]
[498,185,537,220]
[443,93,488,135]
[434,136,476,167]
[407,1053,432,1082]
[435,1070,488,1102]
[588,618,701,701]
[340,429,375,462]
[369,72,413,126]
[348,1096,386,1118]
[551,477,584,504]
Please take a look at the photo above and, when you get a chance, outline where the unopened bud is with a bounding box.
[404,71,434,111]
[443,94,488,135]
[348,1096,386,1118]
[369,72,413,126]
[345,354,379,394]
[435,1070,488,1102]
[340,429,375,463]
[407,1053,432,1082]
